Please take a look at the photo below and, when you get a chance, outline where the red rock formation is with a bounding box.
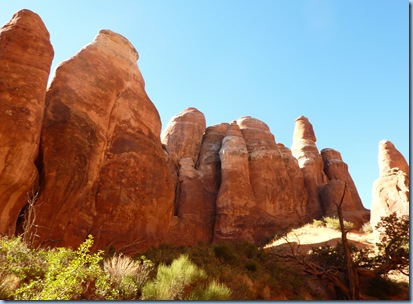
[0,10,54,235]
[214,122,257,243]
[291,116,328,221]
[238,117,306,226]
[277,143,308,218]
[25,30,175,253]
[371,140,409,239]
[162,108,219,245]
[320,148,369,227]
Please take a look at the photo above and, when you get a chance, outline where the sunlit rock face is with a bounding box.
[291,116,328,221]
[0,9,54,236]
[371,140,409,240]
[25,30,175,253]
[0,9,376,252]
[319,148,369,228]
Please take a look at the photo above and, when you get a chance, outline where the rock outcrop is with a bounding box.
[291,116,328,221]
[162,108,217,245]
[0,10,54,235]
[214,122,257,243]
[371,140,409,239]
[0,9,377,252]
[320,148,369,227]
[238,117,307,226]
[25,30,175,253]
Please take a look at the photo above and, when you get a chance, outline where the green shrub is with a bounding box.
[323,216,354,231]
[141,254,207,300]
[312,219,325,227]
[213,243,237,263]
[188,280,231,300]
[245,260,258,272]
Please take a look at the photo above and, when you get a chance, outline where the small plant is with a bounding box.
[361,222,372,234]
[141,254,207,300]
[323,216,354,231]
[312,219,325,227]
[188,280,232,300]
[103,253,154,299]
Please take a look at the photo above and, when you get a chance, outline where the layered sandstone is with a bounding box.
[238,117,307,225]
[25,30,175,253]
[371,140,409,239]
[320,148,369,227]
[291,116,328,220]
[0,10,54,235]
[214,122,257,243]
[162,108,218,245]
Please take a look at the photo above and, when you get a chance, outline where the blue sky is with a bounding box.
[0,1,409,210]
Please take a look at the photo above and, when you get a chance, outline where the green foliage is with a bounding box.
[322,216,355,230]
[312,219,325,227]
[309,214,409,277]
[188,280,232,300]
[141,254,208,300]
[14,235,110,300]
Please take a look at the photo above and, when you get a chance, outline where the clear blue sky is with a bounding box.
[0,1,409,210]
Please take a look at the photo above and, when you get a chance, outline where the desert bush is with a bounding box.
[188,279,231,300]
[323,216,354,231]
[141,254,207,300]
[361,222,373,233]
[13,235,114,300]
[103,253,153,299]
[312,219,325,227]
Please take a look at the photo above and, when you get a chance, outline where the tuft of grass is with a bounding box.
[103,254,154,299]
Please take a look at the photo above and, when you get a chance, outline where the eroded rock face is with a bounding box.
[371,140,409,239]
[214,122,257,243]
[291,116,328,220]
[25,30,175,253]
[162,108,219,245]
[0,9,54,235]
[320,148,369,227]
[238,117,306,226]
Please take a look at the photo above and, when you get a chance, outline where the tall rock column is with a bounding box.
[371,140,409,239]
[0,10,54,235]
[25,30,175,253]
[237,117,306,227]
[214,122,256,243]
[320,148,369,227]
[291,116,328,221]
[161,108,219,244]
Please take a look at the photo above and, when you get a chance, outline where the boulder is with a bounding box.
[25,30,175,253]
[0,10,54,235]
[291,116,328,221]
[371,140,409,239]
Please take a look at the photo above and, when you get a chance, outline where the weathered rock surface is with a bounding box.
[214,122,257,243]
[0,10,54,235]
[0,9,377,252]
[238,117,306,226]
[162,108,218,245]
[25,30,175,253]
[291,116,328,220]
[371,140,409,239]
[320,148,369,227]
